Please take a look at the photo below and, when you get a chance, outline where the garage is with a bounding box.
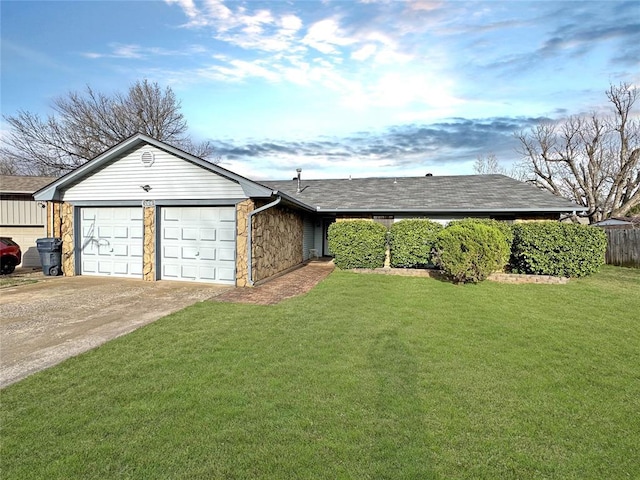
[0,175,56,268]
[160,206,236,284]
[32,134,308,287]
[79,207,143,278]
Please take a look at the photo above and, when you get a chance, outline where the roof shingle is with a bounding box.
[262,174,584,213]
[0,175,58,194]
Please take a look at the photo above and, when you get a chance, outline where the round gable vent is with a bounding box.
[141,150,155,167]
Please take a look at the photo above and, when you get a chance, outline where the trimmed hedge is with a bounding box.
[511,222,607,277]
[328,220,387,269]
[389,219,443,268]
[435,223,510,283]
[447,218,514,248]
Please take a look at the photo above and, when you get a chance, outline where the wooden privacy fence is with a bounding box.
[603,228,640,268]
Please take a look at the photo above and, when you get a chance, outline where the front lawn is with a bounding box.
[2,266,639,479]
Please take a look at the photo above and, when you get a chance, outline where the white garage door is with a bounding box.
[80,207,143,278]
[160,207,236,284]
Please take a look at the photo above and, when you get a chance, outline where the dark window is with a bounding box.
[373,215,394,229]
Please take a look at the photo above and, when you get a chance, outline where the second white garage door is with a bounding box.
[160,207,236,284]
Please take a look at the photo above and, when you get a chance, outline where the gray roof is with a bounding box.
[263,174,586,214]
[0,175,58,194]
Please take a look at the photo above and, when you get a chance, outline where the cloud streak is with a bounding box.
[211,116,546,179]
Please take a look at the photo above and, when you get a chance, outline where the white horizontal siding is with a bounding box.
[0,198,47,226]
[61,145,245,202]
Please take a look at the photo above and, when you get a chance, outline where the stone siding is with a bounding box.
[46,202,62,238]
[235,199,255,287]
[60,203,74,276]
[143,206,155,281]
[252,205,304,284]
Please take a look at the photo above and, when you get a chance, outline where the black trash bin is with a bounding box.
[36,238,63,276]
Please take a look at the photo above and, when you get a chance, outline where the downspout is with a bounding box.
[247,196,282,286]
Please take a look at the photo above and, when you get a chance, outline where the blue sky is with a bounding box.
[1,0,639,180]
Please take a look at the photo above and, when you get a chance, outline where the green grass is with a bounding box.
[2,266,639,479]
[0,278,37,288]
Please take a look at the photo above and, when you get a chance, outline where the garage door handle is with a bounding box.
[110,248,114,252]
[195,252,200,257]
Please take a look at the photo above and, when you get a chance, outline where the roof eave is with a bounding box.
[314,206,588,214]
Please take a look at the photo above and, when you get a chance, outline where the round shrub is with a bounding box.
[389,219,443,268]
[328,220,387,269]
[511,222,607,277]
[447,218,514,249]
[434,223,510,283]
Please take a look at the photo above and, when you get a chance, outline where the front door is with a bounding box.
[322,218,335,257]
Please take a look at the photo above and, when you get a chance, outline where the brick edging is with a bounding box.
[347,267,569,284]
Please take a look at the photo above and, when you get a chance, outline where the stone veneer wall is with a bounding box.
[46,202,62,238]
[252,205,304,283]
[60,202,75,276]
[235,199,255,287]
[143,206,155,281]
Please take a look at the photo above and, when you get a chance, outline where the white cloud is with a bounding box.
[302,18,355,54]
[351,44,377,61]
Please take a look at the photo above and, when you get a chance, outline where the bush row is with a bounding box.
[327,218,607,282]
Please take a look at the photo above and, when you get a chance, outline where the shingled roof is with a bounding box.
[263,174,585,214]
[0,175,58,195]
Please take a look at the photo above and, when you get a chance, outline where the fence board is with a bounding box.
[604,228,640,268]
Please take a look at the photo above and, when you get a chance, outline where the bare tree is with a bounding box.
[474,153,502,174]
[516,83,640,223]
[473,152,528,181]
[1,80,214,176]
[0,157,20,175]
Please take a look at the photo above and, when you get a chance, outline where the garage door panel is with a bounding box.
[219,209,235,222]
[182,228,198,241]
[112,244,129,256]
[201,228,216,241]
[218,267,235,282]
[181,246,198,259]
[198,266,217,281]
[219,228,235,242]
[163,209,180,222]
[82,260,97,273]
[98,226,112,238]
[80,207,142,279]
[200,209,217,221]
[162,264,180,279]
[199,247,216,260]
[163,227,180,240]
[160,206,236,285]
[219,248,235,261]
[113,226,129,238]
[182,209,199,221]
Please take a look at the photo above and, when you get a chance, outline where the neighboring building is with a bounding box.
[33,134,586,286]
[592,217,640,228]
[0,175,58,267]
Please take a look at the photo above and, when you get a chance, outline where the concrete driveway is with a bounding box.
[0,276,229,388]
